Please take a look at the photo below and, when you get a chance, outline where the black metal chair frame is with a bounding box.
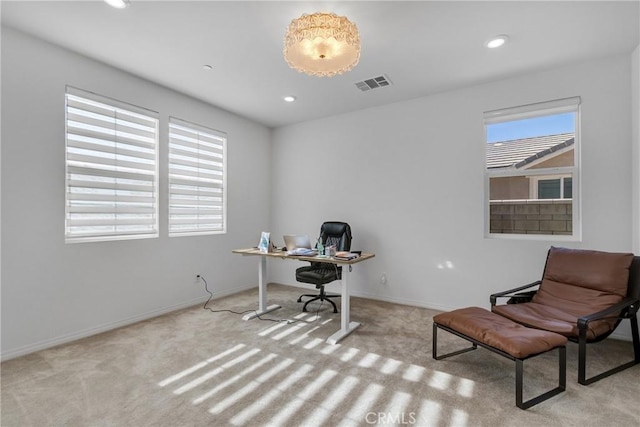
[297,268,341,313]
[433,322,566,410]
[490,255,640,385]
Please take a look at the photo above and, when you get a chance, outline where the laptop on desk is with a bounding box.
[283,235,312,251]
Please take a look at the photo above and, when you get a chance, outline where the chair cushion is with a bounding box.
[434,307,567,359]
[533,247,633,315]
[296,265,340,287]
[320,222,352,251]
[492,303,613,339]
[495,247,634,339]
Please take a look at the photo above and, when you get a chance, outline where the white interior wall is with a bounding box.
[632,45,639,255]
[270,55,634,326]
[0,28,272,360]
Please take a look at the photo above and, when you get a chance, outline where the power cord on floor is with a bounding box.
[198,275,300,324]
[310,299,325,322]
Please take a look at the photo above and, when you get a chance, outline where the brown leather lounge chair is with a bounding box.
[490,246,639,385]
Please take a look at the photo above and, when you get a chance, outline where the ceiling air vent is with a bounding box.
[354,75,392,92]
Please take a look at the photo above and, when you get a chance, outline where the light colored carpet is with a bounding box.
[2,284,639,426]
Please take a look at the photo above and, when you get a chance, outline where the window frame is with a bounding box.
[167,117,227,237]
[484,97,581,241]
[64,86,159,243]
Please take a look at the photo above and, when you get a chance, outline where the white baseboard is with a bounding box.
[350,289,456,313]
[0,285,254,362]
[273,281,459,312]
[610,330,635,342]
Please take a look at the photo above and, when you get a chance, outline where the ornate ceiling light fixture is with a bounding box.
[284,12,360,77]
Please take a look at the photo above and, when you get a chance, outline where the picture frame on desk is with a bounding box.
[257,231,271,253]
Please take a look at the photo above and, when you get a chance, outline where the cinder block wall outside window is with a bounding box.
[490,200,572,235]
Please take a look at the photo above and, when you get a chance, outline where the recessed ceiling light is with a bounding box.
[283,96,296,103]
[486,35,509,49]
[104,0,130,9]
[202,65,213,71]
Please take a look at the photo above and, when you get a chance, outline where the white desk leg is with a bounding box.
[243,256,281,320]
[326,265,360,344]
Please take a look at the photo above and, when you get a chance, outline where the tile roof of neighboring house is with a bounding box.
[486,133,574,169]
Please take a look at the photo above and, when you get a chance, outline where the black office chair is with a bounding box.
[296,222,352,313]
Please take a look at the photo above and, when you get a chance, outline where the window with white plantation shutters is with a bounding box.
[168,118,226,236]
[65,87,159,243]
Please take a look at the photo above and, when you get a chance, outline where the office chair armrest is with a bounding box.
[577,297,640,330]
[490,280,541,306]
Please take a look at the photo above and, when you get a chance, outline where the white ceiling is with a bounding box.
[2,1,639,128]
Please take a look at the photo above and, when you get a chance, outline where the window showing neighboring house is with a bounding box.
[534,176,572,199]
[65,87,159,243]
[484,97,581,239]
[168,117,227,236]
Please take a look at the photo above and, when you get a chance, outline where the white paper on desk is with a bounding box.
[287,248,316,256]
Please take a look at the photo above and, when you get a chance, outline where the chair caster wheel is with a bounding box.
[297,297,303,302]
